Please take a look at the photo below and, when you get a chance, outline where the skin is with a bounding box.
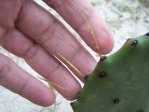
[0,0,114,107]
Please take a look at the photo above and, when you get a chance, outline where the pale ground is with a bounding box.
[0,0,148,112]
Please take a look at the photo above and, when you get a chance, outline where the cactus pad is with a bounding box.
[71,32,149,112]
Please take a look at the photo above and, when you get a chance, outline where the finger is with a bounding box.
[0,53,55,106]
[0,28,81,100]
[15,1,97,78]
[43,0,114,54]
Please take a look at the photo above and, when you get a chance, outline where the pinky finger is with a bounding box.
[0,53,55,106]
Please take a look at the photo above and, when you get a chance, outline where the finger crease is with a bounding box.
[0,57,12,83]
[14,0,28,27]
[17,77,30,96]
[0,68,10,83]
[69,46,83,65]
[45,64,61,80]
[38,18,58,45]
[23,43,38,60]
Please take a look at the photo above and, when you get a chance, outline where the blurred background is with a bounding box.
[0,0,148,112]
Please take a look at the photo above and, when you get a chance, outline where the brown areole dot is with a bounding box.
[145,32,149,37]
[100,56,107,61]
[130,40,138,48]
[84,75,88,81]
[70,102,74,106]
[137,110,144,112]
[98,71,107,78]
[113,98,120,104]
[75,92,80,99]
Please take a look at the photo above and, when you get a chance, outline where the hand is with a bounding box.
[0,0,114,106]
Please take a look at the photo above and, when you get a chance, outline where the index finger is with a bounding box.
[43,0,114,54]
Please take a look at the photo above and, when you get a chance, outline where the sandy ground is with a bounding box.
[0,0,148,112]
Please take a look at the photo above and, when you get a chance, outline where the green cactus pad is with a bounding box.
[71,33,149,112]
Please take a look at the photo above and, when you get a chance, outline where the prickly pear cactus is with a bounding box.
[71,32,149,112]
